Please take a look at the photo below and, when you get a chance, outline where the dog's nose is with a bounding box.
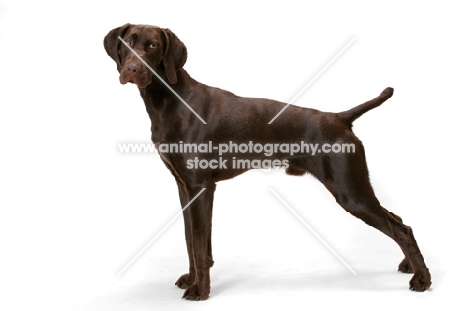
[126,62,142,74]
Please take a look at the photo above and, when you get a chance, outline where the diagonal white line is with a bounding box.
[268,188,357,275]
[117,188,206,276]
[118,36,207,124]
[268,37,356,124]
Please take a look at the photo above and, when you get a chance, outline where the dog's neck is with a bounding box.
[139,69,196,143]
[140,68,194,105]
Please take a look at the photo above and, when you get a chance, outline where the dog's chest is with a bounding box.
[151,128,162,145]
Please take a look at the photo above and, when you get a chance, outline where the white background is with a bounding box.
[1,0,466,310]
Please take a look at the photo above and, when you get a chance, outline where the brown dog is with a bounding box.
[104,24,431,300]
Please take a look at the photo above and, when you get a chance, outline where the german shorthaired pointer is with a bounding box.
[104,24,431,300]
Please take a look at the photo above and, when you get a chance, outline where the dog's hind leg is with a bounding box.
[353,204,431,291]
[382,207,413,273]
[311,141,431,291]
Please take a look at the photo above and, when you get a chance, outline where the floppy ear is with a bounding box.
[160,28,187,84]
[104,24,131,71]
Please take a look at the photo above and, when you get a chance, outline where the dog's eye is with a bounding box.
[125,40,132,47]
[149,42,159,49]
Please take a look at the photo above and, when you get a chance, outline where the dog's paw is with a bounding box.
[409,269,432,292]
[182,283,210,301]
[175,273,194,289]
[398,257,414,273]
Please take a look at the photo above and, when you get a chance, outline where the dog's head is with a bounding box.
[104,24,187,88]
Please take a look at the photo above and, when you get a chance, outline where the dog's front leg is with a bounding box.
[175,183,196,289]
[176,182,215,301]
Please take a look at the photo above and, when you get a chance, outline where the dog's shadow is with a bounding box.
[87,267,430,310]
[210,268,410,297]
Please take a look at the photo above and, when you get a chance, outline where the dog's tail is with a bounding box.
[337,87,394,126]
